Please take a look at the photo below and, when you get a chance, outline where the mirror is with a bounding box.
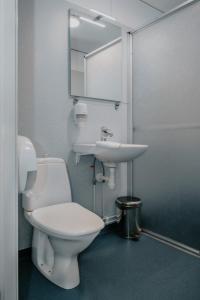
[69,9,122,102]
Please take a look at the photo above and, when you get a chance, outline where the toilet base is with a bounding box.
[33,254,80,289]
[31,228,99,289]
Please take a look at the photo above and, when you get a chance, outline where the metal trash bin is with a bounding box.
[116,196,142,240]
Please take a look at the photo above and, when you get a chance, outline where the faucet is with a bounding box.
[101,126,113,141]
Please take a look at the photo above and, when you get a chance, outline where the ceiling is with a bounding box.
[141,0,188,13]
[69,0,190,53]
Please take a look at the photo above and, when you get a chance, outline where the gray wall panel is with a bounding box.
[133,2,200,249]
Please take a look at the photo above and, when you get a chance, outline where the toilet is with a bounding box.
[18,136,104,289]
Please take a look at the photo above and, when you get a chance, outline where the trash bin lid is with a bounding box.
[116,196,142,209]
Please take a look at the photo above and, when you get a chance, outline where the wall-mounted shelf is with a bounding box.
[72,97,120,110]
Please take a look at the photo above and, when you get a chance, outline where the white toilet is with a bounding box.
[18,136,104,289]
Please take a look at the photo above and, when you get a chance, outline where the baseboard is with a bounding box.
[103,215,120,225]
[143,229,200,258]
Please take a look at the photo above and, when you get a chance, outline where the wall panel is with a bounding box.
[133,2,200,249]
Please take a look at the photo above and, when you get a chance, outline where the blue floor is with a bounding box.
[19,231,200,300]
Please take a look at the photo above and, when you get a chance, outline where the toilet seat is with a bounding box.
[25,202,104,239]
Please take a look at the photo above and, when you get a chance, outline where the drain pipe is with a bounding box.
[91,158,106,215]
[96,164,117,190]
[107,167,115,190]
[92,158,97,212]
[92,185,96,212]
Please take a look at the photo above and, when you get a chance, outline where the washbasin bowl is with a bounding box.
[73,141,148,164]
[95,141,148,163]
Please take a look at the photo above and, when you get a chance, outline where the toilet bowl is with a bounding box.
[18,136,104,289]
[25,202,104,289]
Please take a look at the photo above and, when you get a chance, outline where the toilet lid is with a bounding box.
[28,203,104,238]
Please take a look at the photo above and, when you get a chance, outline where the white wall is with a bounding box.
[18,0,162,251]
[18,0,128,250]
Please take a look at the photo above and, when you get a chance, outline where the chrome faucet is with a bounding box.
[101,126,113,141]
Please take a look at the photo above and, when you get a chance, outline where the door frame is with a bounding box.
[0,0,18,299]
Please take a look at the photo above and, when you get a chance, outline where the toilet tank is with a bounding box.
[22,158,72,211]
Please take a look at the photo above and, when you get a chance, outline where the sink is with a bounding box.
[73,141,148,190]
[95,141,148,163]
[73,141,148,164]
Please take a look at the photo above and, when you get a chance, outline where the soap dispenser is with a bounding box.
[73,102,88,127]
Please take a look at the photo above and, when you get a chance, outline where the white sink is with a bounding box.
[95,141,148,163]
[73,141,148,164]
[73,141,148,190]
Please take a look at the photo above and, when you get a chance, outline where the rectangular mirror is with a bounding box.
[69,9,122,102]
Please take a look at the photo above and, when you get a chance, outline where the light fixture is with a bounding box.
[90,9,116,21]
[70,16,80,28]
[79,16,106,28]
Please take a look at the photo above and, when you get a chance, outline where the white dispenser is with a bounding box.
[73,102,88,127]
[17,136,37,193]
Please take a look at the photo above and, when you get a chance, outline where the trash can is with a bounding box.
[116,196,142,240]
